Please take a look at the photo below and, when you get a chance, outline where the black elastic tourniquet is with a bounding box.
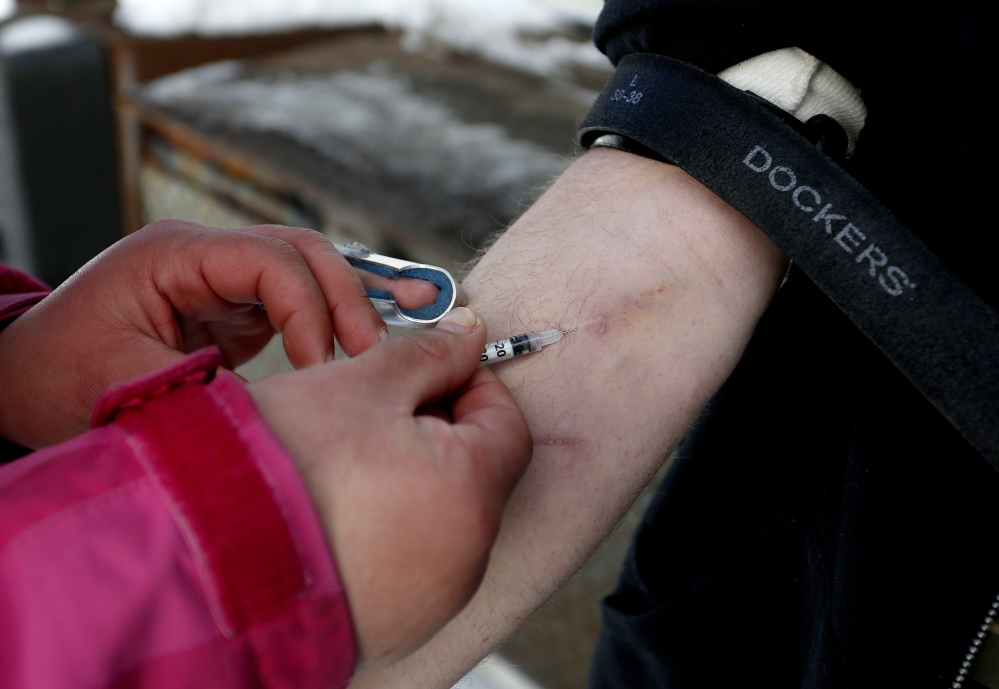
[580,54,999,467]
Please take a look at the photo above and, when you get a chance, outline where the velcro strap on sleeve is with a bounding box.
[580,53,999,466]
[94,347,308,634]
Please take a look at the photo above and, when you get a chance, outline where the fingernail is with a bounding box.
[379,327,391,342]
[436,306,479,335]
[326,349,336,363]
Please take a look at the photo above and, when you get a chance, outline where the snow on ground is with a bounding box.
[142,59,564,209]
[0,15,81,55]
[0,0,15,22]
[114,0,609,76]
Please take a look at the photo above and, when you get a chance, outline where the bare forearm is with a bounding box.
[350,148,785,687]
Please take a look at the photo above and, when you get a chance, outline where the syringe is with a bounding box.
[480,329,576,366]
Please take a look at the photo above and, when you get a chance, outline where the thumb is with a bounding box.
[353,307,487,408]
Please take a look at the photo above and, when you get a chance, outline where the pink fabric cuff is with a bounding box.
[0,265,50,330]
[95,347,357,687]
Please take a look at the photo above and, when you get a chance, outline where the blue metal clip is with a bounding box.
[335,242,461,327]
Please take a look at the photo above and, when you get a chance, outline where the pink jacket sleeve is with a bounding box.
[0,264,50,329]
[0,347,356,689]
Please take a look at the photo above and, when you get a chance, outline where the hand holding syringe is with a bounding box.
[480,329,576,366]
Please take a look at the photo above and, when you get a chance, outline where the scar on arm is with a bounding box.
[559,280,684,339]
[473,277,677,398]
[474,273,683,388]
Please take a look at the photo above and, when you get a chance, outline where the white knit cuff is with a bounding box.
[717,47,867,156]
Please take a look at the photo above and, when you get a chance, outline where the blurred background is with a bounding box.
[0,2,669,687]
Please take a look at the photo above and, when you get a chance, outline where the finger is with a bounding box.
[352,307,487,408]
[449,367,533,493]
[354,269,441,311]
[238,226,386,356]
[147,224,336,368]
[208,234,335,368]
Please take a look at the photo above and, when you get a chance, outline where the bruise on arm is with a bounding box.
[348,147,786,689]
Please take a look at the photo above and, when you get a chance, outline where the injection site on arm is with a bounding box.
[479,329,575,366]
[348,147,786,688]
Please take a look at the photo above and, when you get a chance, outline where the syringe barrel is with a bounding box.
[525,331,549,350]
[480,333,535,365]
[480,330,563,365]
